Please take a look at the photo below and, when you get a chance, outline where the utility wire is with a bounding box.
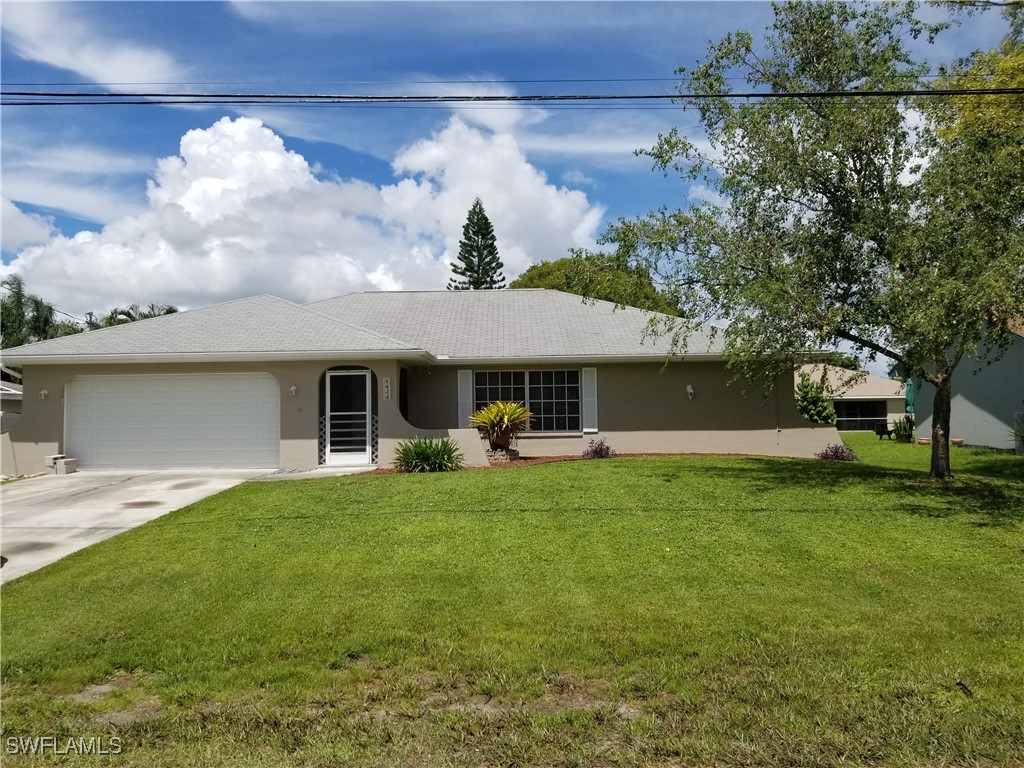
[0,74,949,87]
[3,86,1022,107]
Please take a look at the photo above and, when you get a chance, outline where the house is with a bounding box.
[1,290,838,473]
[914,323,1024,451]
[1,381,23,418]
[796,365,907,431]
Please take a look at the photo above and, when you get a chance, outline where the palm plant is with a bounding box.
[1,275,79,348]
[86,303,178,329]
[892,415,915,443]
[468,401,532,451]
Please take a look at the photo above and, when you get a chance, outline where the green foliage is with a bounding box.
[468,400,532,450]
[510,252,677,314]
[795,371,837,424]
[603,2,1023,479]
[85,303,178,329]
[448,197,505,290]
[392,436,464,473]
[0,274,80,349]
[811,351,862,370]
[892,415,915,442]
[2,274,180,349]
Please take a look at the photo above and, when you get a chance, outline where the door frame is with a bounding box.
[324,370,373,466]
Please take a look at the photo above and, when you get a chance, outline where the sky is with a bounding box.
[0,1,1010,323]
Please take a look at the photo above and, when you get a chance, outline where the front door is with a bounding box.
[325,371,372,465]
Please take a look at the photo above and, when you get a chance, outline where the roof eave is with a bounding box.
[430,353,725,365]
[3,350,436,366]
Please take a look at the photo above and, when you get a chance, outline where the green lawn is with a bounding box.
[2,435,1022,766]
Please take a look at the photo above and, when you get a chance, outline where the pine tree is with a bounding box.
[447,198,505,290]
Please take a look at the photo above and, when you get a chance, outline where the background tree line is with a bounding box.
[1,275,177,350]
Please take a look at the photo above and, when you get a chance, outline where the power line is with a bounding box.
[3,86,1022,107]
[0,74,948,87]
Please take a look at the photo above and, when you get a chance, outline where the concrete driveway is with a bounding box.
[1,469,265,581]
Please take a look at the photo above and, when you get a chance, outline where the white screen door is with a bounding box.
[325,371,372,465]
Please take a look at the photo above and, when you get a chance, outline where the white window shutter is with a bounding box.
[582,367,598,433]
[457,369,474,427]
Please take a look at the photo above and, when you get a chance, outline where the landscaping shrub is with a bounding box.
[393,437,464,473]
[892,414,915,443]
[815,443,859,462]
[469,401,532,451]
[795,370,837,424]
[582,438,617,459]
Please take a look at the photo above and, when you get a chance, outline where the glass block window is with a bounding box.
[473,369,581,433]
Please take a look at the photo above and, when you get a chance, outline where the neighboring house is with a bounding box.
[797,365,906,431]
[1,290,838,473]
[915,324,1024,451]
[1,381,23,417]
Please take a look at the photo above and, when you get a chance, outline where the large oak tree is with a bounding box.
[602,1,1023,478]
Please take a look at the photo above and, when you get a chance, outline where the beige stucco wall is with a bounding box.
[403,365,459,430]
[6,360,455,473]
[886,397,906,425]
[6,358,836,474]
[404,361,835,458]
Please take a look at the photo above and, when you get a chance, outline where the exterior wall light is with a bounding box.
[289,386,298,397]
[38,389,48,400]
[686,384,695,400]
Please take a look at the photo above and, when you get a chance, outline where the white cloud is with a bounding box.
[687,184,728,208]
[1,139,153,225]
[0,172,145,225]
[1,3,185,89]
[562,170,598,187]
[1,199,57,253]
[7,116,604,316]
[386,118,604,279]
[424,80,549,136]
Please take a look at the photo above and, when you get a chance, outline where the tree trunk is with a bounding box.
[929,375,953,480]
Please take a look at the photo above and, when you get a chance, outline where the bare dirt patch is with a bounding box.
[70,674,138,703]
[91,697,162,728]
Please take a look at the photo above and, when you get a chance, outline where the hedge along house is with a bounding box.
[1,289,838,474]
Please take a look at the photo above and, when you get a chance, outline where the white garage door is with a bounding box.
[66,374,280,468]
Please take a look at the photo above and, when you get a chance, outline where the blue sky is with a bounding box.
[0,1,1008,320]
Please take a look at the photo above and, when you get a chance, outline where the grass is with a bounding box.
[1,435,1022,766]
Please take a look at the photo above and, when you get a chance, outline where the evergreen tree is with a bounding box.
[448,198,505,290]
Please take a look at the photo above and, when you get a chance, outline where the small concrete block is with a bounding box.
[44,454,67,468]
[55,458,78,475]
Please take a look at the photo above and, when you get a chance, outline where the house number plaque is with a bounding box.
[383,377,392,401]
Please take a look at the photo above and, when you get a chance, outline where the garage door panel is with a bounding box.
[66,374,280,469]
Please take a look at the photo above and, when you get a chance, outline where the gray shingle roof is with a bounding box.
[2,290,723,363]
[2,295,422,362]
[307,290,723,359]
